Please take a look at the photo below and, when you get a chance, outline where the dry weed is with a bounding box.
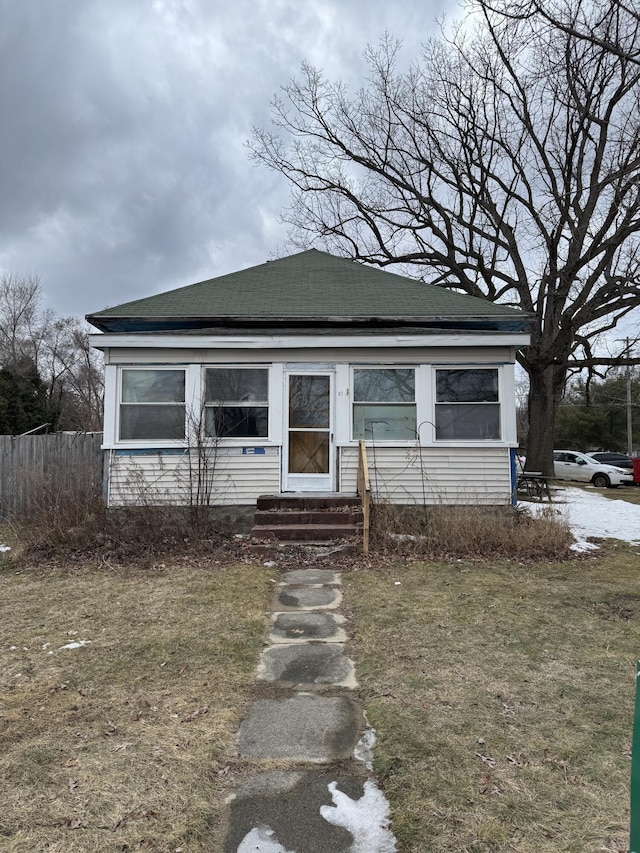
[370,502,574,561]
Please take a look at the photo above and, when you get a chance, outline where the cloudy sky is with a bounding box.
[0,0,458,321]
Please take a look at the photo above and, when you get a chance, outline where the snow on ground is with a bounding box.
[237,780,397,853]
[0,544,11,552]
[523,486,640,551]
[320,781,396,853]
[59,639,92,650]
[238,827,293,853]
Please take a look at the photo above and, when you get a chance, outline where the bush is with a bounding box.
[10,471,228,561]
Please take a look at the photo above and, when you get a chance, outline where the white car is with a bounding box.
[553,450,634,488]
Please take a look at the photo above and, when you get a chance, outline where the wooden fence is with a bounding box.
[0,433,104,519]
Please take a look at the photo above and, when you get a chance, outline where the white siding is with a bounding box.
[107,447,280,507]
[340,446,512,505]
[98,343,521,506]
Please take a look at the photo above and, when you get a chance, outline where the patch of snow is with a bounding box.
[0,544,11,552]
[354,725,377,770]
[320,781,397,853]
[236,780,397,853]
[523,487,640,550]
[237,826,294,853]
[59,639,92,650]
[42,643,51,650]
[9,645,17,651]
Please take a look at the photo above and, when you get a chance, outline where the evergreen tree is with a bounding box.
[555,373,640,452]
[0,358,58,435]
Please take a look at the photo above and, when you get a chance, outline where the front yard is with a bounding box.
[347,543,638,852]
[0,557,270,852]
[1,490,638,852]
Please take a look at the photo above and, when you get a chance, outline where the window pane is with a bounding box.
[435,403,500,439]
[205,368,268,403]
[122,369,185,403]
[353,404,417,440]
[354,369,415,402]
[205,406,268,438]
[120,405,186,440]
[289,376,330,428]
[436,369,498,403]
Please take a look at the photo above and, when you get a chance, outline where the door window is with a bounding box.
[288,375,330,475]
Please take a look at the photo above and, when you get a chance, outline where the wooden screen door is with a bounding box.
[284,373,334,492]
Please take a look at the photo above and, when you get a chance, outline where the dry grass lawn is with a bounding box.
[1,500,638,853]
[0,554,270,852]
[346,543,639,852]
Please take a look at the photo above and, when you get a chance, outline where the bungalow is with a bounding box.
[87,249,530,510]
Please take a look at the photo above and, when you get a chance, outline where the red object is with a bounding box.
[633,457,640,484]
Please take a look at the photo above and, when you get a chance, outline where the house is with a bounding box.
[87,249,530,510]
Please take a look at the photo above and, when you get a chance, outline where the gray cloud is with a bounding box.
[0,0,455,317]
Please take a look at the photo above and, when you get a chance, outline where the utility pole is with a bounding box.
[616,337,634,455]
[625,338,633,456]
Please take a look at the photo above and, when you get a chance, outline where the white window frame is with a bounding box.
[201,365,271,443]
[350,365,418,444]
[432,365,504,443]
[117,366,188,444]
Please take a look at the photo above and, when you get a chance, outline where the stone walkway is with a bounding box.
[223,567,396,853]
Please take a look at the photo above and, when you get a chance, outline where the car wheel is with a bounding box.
[592,473,610,488]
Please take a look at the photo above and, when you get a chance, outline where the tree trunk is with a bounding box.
[525,362,567,475]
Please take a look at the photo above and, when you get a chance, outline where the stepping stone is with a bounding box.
[275,586,342,611]
[280,568,341,586]
[237,695,362,762]
[269,611,347,644]
[258,643,357,689]
[224,770,370,853]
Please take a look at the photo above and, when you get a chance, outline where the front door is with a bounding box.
[284,373,334,492]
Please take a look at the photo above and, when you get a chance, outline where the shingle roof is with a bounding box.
[87,249,528,332]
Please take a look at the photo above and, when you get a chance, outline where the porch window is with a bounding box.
[120,369,186,440]
[204,368,269,438]
[435,368,500,440]
[352,368,416,440]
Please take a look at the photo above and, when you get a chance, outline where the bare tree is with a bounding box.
[481,0,640,67]
[0,272,41,371]
[40,317,104,431]
[0,273,103,432]
[251,0,640,473]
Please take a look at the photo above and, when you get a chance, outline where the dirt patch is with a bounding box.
[597,593,640,621]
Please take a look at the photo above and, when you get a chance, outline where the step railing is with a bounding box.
[357,440,371,554]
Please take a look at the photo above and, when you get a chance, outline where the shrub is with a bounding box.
[11,468,228,561]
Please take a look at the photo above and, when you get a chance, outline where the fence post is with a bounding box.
[631,661,640,853]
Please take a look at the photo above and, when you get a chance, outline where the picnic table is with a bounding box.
[517,471,553,501]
